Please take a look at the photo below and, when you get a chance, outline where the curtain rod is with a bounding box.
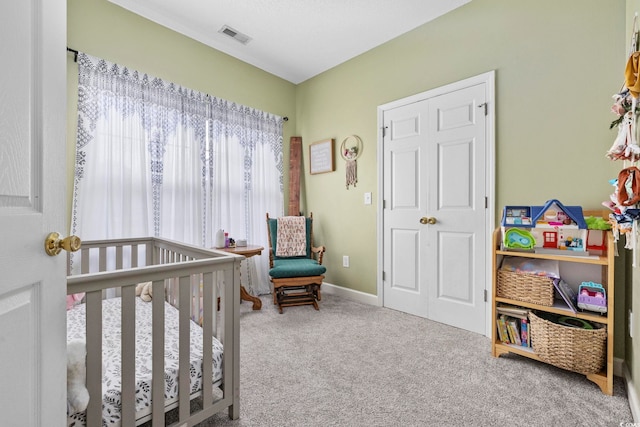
[67,47,78,62]
[65,47,288,122]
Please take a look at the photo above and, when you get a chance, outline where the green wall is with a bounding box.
[296,0,630,362]
[297,0,624,294]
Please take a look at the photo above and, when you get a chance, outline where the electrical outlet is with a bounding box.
[343,255,350,267]
[630,310,634,339]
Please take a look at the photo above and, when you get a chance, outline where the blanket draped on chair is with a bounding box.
[276,216,307,257]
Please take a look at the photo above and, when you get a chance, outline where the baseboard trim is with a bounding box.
[624,362,640,423]
[322,282,379,306]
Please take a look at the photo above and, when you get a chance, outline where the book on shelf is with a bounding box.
[520,318,529,347]
[505,317,516,343]
[496,317,509,343]
[496,312,531,347]
[497,304,529,319]
[507,318,522,345]
[552,278,578,314]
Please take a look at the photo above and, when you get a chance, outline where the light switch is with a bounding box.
[364,192,372,205]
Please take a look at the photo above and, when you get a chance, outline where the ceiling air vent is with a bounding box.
[219,25,251,45]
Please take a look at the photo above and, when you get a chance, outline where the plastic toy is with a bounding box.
[504,228,535,249]
[503,206,532,225]
[563,236,584,251]
[501,200,588,253]
[577,282,607,314]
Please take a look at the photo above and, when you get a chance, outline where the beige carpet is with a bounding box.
[195,294,632,427]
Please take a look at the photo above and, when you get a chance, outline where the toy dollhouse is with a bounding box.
[501,200,588,253]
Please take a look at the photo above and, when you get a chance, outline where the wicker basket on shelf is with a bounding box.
[529,311,607,375]
[496,269,554,306]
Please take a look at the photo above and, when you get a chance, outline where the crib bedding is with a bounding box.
[66,296,224,426]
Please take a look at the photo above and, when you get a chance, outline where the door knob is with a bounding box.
[419,217,437,225]
[44,232,81,256]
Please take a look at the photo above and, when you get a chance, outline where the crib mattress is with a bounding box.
[66,297,224,426]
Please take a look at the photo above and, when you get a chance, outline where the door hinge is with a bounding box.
[382,271,386,281]
[478,102,488,116]
[484,289,488,302]
[383,200,386,209]
[382,126,388,138]
[485,196,488,209]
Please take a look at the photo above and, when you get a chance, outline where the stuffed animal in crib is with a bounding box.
[135,281,153,302]
[67,340,89,415]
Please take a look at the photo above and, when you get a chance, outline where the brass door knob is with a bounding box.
[420,217,437,225]
[44,232,81,256]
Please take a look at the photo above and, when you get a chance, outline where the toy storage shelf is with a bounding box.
[491,210,615,395]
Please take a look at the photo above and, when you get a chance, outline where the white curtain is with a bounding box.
[72,53,283,295]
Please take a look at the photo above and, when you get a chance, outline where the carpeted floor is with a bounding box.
[198,293,633,427]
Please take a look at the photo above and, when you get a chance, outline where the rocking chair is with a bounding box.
[266,213,326,313]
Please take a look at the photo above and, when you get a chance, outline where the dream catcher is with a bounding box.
[340,135,363,189]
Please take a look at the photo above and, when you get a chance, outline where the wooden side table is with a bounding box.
[219,244,263,310]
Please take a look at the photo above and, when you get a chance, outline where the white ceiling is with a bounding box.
[108,0,471,84]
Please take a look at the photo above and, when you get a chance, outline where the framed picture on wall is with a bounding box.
[309,138,335,174]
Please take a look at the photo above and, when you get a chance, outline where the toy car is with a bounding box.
[577,282,607,314]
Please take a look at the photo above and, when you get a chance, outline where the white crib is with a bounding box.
[66,237,243,427]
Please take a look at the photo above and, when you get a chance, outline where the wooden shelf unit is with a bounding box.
[491,210,615,395]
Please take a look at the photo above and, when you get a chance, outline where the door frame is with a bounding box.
[376,71,496,337]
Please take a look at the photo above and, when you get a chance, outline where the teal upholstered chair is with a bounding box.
[266,212,326,313]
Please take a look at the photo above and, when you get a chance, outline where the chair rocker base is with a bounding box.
[271,275,324,314]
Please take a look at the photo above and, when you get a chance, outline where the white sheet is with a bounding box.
[66,297,224,426]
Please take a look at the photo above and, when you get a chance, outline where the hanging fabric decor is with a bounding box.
[608,14,640,162]
[606,91,640,162]
[606,13,640,265]
[340,135,363,189]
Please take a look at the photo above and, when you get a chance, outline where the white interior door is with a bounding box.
[381,75,492,335]
[425,85,487,334]
[0,0,67,424]
[382,101,430,318]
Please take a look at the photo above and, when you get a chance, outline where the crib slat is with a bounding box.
[81,247,90,274]
[202,272,213,406]
[147,241,154,267]
[224,263,240,420]
[99,247,107,299]
[116,245,123,270]
[178,275,191,421]
[131,243,138,268]
[120,285,136,426]
[151,280,165,427]
[85,291,102,427]
[99,247,106,271]
[212,272,219,339]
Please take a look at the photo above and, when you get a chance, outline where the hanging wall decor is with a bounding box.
[309,138,335,175]
[606,12,640,266]
[340,135,363,189]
